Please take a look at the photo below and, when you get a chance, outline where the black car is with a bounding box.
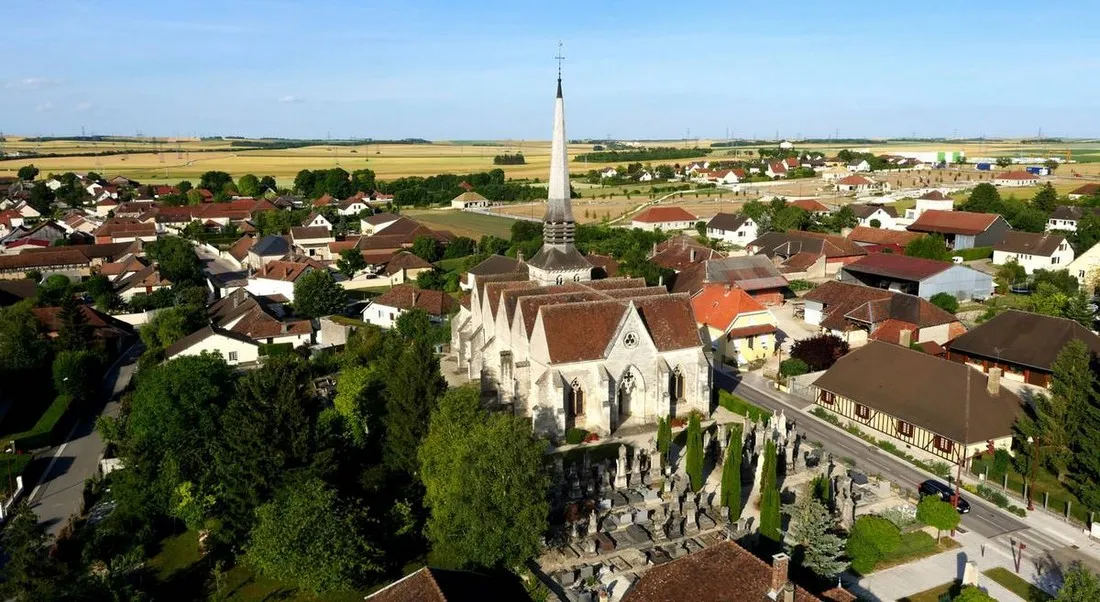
[919,480,971,513]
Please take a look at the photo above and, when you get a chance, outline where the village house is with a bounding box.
[765,161,788,179]
[599,167,618,178]
[1067,243,1100,293]
[712,169,745,185]
[946,310,1100,387]
[994,171,1040,187]
[364,284,456,329]
[849,204,897,229]
[337,193,371,216]
[705,212,758,245]
[1068,183,1100,200]
[365,567,530,602]
[812,341,1022,464]
[746,230,867,278]
[33,304,134,354]
[648,236,720,271]
[906,209,1009,250]
[245,258,320,301]
[847,159,871,172]
[1046,205,1100,232]
[630,206,698,232]
[93,218,158,244]
[208,288,313,347]
[624,545,852,602]
[0,242,138,280]
[671,255,789,306]
[450,190,492,210]
[691,283,777,367]
[243,234,292,270]
[992,231,1074,274]
[113,262,171,302]
[845,226,922,254]
[290,226,336,260]
[301,212,333,231]
[360,212,402,235]
[902,191,955,223]
[787,199,830,215]
[802,280,965,347]
[839,253,994,301]
[835,174,876,193]
[164,326,260,366]
[381,250,433,285]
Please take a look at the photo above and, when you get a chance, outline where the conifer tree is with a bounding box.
[719,425,743,520]
[760,439,782,544]
[686,414,704,493]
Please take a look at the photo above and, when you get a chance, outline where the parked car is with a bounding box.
[919,479,970,513]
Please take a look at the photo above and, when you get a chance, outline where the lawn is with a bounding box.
[717,390,772,422]
[898,580,960,602]
[983,567,1053,602]
[970,451,1089,523]
[149,531,368,602]
[872,531,960,573]
[402,209,515,239]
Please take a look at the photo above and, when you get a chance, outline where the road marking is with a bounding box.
[28,440,69,502]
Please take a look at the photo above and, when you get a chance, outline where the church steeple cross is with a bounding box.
[555,42,565,79]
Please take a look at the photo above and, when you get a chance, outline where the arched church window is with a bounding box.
[670,366,685,401]
[556,275,564,285]
[573,274,581,282]
[569,378,585,417]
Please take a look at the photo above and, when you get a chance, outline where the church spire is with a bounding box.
[543,43,573,245]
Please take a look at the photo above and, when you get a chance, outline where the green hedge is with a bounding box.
[717,390,771,422]
[951,246,993,261]
[779,358,809,377]
[258,343,294,357]
[7,394,75,451]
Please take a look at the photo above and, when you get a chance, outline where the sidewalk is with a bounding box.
[856,531,1045,601]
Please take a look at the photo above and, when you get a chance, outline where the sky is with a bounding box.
[3,0,1100,140]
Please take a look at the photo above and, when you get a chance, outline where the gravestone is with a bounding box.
[615,445,629,489]
[834,474,855,530]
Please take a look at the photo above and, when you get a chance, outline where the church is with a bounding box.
[450,71,711,439]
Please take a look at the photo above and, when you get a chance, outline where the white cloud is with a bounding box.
[277,95,302,103]
[6,77,61,90]
[76,101,93,112]
[35,101,54,112]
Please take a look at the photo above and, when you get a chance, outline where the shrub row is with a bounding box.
[717,390,771,422]
[951,246,993,261]
[968,484,1028,517]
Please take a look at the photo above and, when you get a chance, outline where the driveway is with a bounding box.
[771,302,819,353]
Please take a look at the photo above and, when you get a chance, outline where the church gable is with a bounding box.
[536,300,627,365]
[603,302,658,361]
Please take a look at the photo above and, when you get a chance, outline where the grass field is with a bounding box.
[898,580,960,602]
[983,567,1053,601]
[404,209,516,239]
[6,135,1100,187]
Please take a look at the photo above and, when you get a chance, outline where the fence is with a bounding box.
[972,463,1092,526]
[0,476,25,524]
[786,370,826,402]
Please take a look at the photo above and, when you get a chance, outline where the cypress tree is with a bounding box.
[719,424,743,520]
[686,414,703,493]
[760,439,782,543]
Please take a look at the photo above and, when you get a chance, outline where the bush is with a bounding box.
[791,334,850,371]
[788,279,816,291]
[929,292,959,314]
[718,390,772,422]
[847,515,902,575]
[565,428,590,445]
[259,343,294,357]
[990,448,1011,481]
[779,358,810,377]
[952,246,994,261]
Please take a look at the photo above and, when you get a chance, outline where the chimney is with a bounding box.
[281,322,289,334]
[658,275,664,287]
[987,367,1002,396]
[690,248,697,262]
[899,329,912,348]
[770,553,790,595]
[724,283,732,294]
[517,250,524,262]
[782,581,795,602]
[652,242,658,255]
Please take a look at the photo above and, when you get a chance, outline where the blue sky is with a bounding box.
[3,0,1099,140]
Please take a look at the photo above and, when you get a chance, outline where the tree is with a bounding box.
[237,174,260,198]
[336,248,367,278]
[685,413,704,493]
[1064,290,1094,327]
[333,365,382,444]
[929,292,959,314]
[954,586,997,602]
[1033,269,1079,295]
[246,477,380,593]
[1033,182,1058,214]
[790,334,850,371]
[420,386,549,568]
[0,302,51,377]
[1056,563,1100,601]
[759,440,782,545]
[186,189,204,205]
[259,175,277,192]
[442,236,475,259]
[199,170,233,194]
[829,205,858,231]
[17,164,39,181]
[294,169,317,196]
[995,259,1027,293]
[146,236,202,285]
[719,425,743,520]
[293,269,346,318]
[846,515,901,574]
[963,183,1002,213]
[1011,207,1049,233]
[479,235,510,256]
[1025,282,1071,317]
[341,323,384,368]
[0,503,65,601]
[905,234,952,261]
[411,235,443,262]
[139,304,205,351]
[869,218,881,228]
[382,335,446,474]
[783,494,847,579]
[28,181,54,215]
[177,180,193,193]
[57,294,92,351]
[52,349,99,402]
[916,495,960,542]
[995,156,1013,168]
[656,417,672,470]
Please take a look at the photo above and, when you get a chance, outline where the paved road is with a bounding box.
[29,342,144,537]
[716,370,1077,562]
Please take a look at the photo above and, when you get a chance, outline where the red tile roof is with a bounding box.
[691,283,768,331]
[1070,183,1100,197]
[837,174,874,186]
[846,226,922,247]
[996,170,1037,180]
[372,284,455,316]
[254,260,314,282]
[789,199,830,212]
[918,190,951,201]
[632,206,698,224]
[907,209,1000,236]
[842,253,953,281]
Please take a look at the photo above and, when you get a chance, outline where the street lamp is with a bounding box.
[1026,435,1040,511]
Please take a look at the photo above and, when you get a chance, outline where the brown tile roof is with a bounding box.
[632,206,698,223]
[373,284,455,316]
[948,310,1100,371]
[789,199,830,212]
[228,234,255,262]
[919,190,951,201]
[32,304,131,339]
[253,260,314,282]
[846,226,922,247]
[993,231,1066,256]
[749,230,866,260]
[518,290,608,336]
[586,253,620,277]
[908,210,1001,236]
[805,281,957,333]
[837,174,874,186]
[361,212,401,226]
[624,542,821,602]
[290,226,333,242]
[383,250,432,275]
[0,248,92,272]
[365,567,529,602]
[467,254,527,277]
[651,241,720,271]
[1070,183,1100,197]
[996,170,1037,180]
[706,212,750,232]
[94,218,156,239]
[539,300,628,363]
[633,294,702,351]
[848,204,897,219]
[814,340,1023,443]
[841,253,952,281]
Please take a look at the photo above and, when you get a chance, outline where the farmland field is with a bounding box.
[402,209,517,239]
